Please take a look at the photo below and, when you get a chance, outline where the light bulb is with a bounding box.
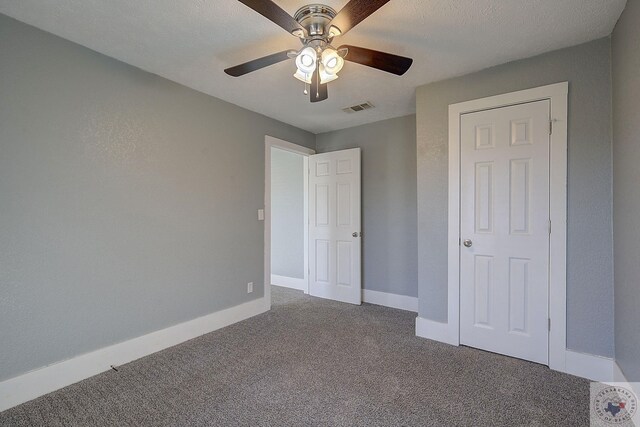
[301,54,314,67]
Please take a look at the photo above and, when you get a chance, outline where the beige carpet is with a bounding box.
[0,287,589,426]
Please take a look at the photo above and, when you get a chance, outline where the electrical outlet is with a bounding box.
[247,282,254,293]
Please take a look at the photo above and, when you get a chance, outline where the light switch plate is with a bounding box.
[257,209,264,221]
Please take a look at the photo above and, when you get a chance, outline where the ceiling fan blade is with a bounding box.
[224,50,294,77]
[310,68,328,103]
[328,0,391,36]
[236,0,307,38]
[339,45,413,76]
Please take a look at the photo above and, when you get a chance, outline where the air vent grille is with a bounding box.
[342,101,375,113]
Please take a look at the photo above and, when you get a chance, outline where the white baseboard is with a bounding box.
[362,289,418,312]
[564,350,614,382]
[271,274,306,291]
[413,319,616,384]
[415,316,459,346]
[0,297,268,413]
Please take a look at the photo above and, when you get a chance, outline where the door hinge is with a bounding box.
[549,120,553,135]
[548,219,552,235]
[548,318,551,331]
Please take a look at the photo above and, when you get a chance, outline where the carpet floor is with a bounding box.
[1,287,589,426]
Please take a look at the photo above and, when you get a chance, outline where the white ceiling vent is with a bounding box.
[342,102,375,113]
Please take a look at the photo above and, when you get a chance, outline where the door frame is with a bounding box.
[264,135,315,311]
[447,82,568,371]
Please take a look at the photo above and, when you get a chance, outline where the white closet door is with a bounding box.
[459,100,550,364]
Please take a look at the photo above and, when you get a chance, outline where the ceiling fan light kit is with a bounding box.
[226,0,413,103]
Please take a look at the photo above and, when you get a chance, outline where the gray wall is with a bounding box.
[316,115,417,298]
[416,38,614,357]
[270,148,304,279]
[0,14,314,382]
[612,0,640,381]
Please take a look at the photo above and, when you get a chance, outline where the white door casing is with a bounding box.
[309,148,362,305]
[459,100,550,364]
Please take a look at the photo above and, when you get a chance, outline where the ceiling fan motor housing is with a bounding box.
[294,4,337,40]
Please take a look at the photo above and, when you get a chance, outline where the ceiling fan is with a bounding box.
[224,0,413,103]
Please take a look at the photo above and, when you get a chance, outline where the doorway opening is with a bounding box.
[264,136,315,310]
[264,136,363,309]
[270,146,309,292]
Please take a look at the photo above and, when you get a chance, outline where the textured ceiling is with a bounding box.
[0,0,626,133]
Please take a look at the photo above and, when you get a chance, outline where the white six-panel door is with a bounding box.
[459,100,550,364]
[309,148,361,305]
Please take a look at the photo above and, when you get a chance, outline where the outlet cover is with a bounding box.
[247,282,254,293]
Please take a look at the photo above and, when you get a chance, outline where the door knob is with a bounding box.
[463,239,473,247]
[352,232,359,238]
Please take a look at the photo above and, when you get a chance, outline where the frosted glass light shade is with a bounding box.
[321,48,344,75]
[319,64,339,84]
[294,69,312,84]
[295,47,317,74]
